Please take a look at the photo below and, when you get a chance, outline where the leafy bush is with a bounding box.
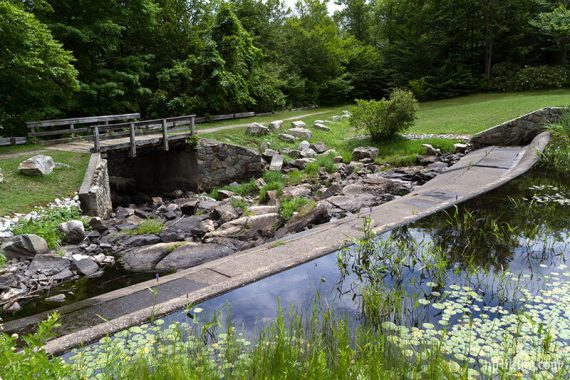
[0,314,71,379]
[12,207,83,249]
[128,219,165,235]
[279,197,316,221]
[491,64,570,92]
[350,89,418,141]
[0,252,6,269]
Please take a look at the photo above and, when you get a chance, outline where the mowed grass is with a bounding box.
[0,151,90,215]
[413,89,570,134]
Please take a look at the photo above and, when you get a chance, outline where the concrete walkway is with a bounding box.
[2,132,550,355]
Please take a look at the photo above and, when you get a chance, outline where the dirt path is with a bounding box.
[0,149,51,160]
[196,110,330,134]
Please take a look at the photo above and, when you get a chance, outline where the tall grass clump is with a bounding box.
[210,179,259,199]
[279,197,316,221]
[11,206,83,248]
[128,219,165,235]
[540,108,570,172]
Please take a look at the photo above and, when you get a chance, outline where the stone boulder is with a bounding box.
[283,184,311,198]
[211,204,240,224]
[72,258,99,276]
[1,234,49,259]
[208,213,283,240]
[155,243,234,271]
[246,123,269,136]
[291,121,306,128]
[342,175,407,197]
[288,128,312,140]
[248,205,279,215]
[275,203,330,238]
[313,123,330,131]
[121,234,162,247]
[279,133,296,143]
[300,148,317,158]
[326,194,377,213]
[310,142,327,154]
[352,147,379,161]
[160,215,205,242]
[269,154,284,171]
[268,120,284,131]
[422,144,441,156]
[289,158,314,169]
[262,149,279,162]
[298,140,310,150]
[58,220,86,244]
[18,155,55,176]
[28,254,71,275]
[454,143,468,153]
[119,242,189,272]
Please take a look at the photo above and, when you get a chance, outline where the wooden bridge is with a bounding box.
[27,114,196,157]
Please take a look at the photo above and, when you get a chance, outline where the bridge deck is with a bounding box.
[45,132,193,154]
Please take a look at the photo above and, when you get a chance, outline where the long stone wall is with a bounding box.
[471,107,567,147]
[78,153,113,218]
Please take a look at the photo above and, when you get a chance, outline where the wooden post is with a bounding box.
[190,116,195,135]
[9,137,16,146]
[70,123,75,138]
[129,122,136,158]
[93,126,100,152]
[162,119,169,151]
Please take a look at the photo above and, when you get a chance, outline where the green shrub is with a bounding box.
[279,197,316,221]
[0,314,71,379]
[350,89,418,141]
[128,219,165,235]
[491,64,570,92]
[262,171,284,184]
[0,252,6,269]
[12,207,83,249]
[285,169,306,186]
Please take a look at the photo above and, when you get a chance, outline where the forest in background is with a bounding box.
[1,0,570,135]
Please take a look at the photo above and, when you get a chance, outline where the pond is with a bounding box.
[67,168,570,377]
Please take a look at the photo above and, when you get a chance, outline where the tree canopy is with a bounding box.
[1,0,569,135]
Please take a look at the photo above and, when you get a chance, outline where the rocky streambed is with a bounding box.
[0,140,467,316]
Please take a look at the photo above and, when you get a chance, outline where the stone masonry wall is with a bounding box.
[79,154,113,218]
[196,139,263,190]
[471,107,567,147]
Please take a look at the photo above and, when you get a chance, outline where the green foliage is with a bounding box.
[530,3,570,64]
[259,182,283,203]
[186,134,199,148]
[0,1,78,135]
[539,110,570,172]
[351,89,418,141]
[210,179,259,199]
[230,197,250,215]
[12,207,83,249]
[128,219,165,235]
[0,252,6,269]
[305,152,337,177]
[279,197,316,221]
[491,64,570,92]
[0,313,71,379]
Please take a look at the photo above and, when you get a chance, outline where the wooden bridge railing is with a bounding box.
[26,113,141,140]
[92,114,196,157]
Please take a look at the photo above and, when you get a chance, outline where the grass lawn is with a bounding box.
[0,151,90,215]
[0,143,43,156]
[413,89,570,134]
